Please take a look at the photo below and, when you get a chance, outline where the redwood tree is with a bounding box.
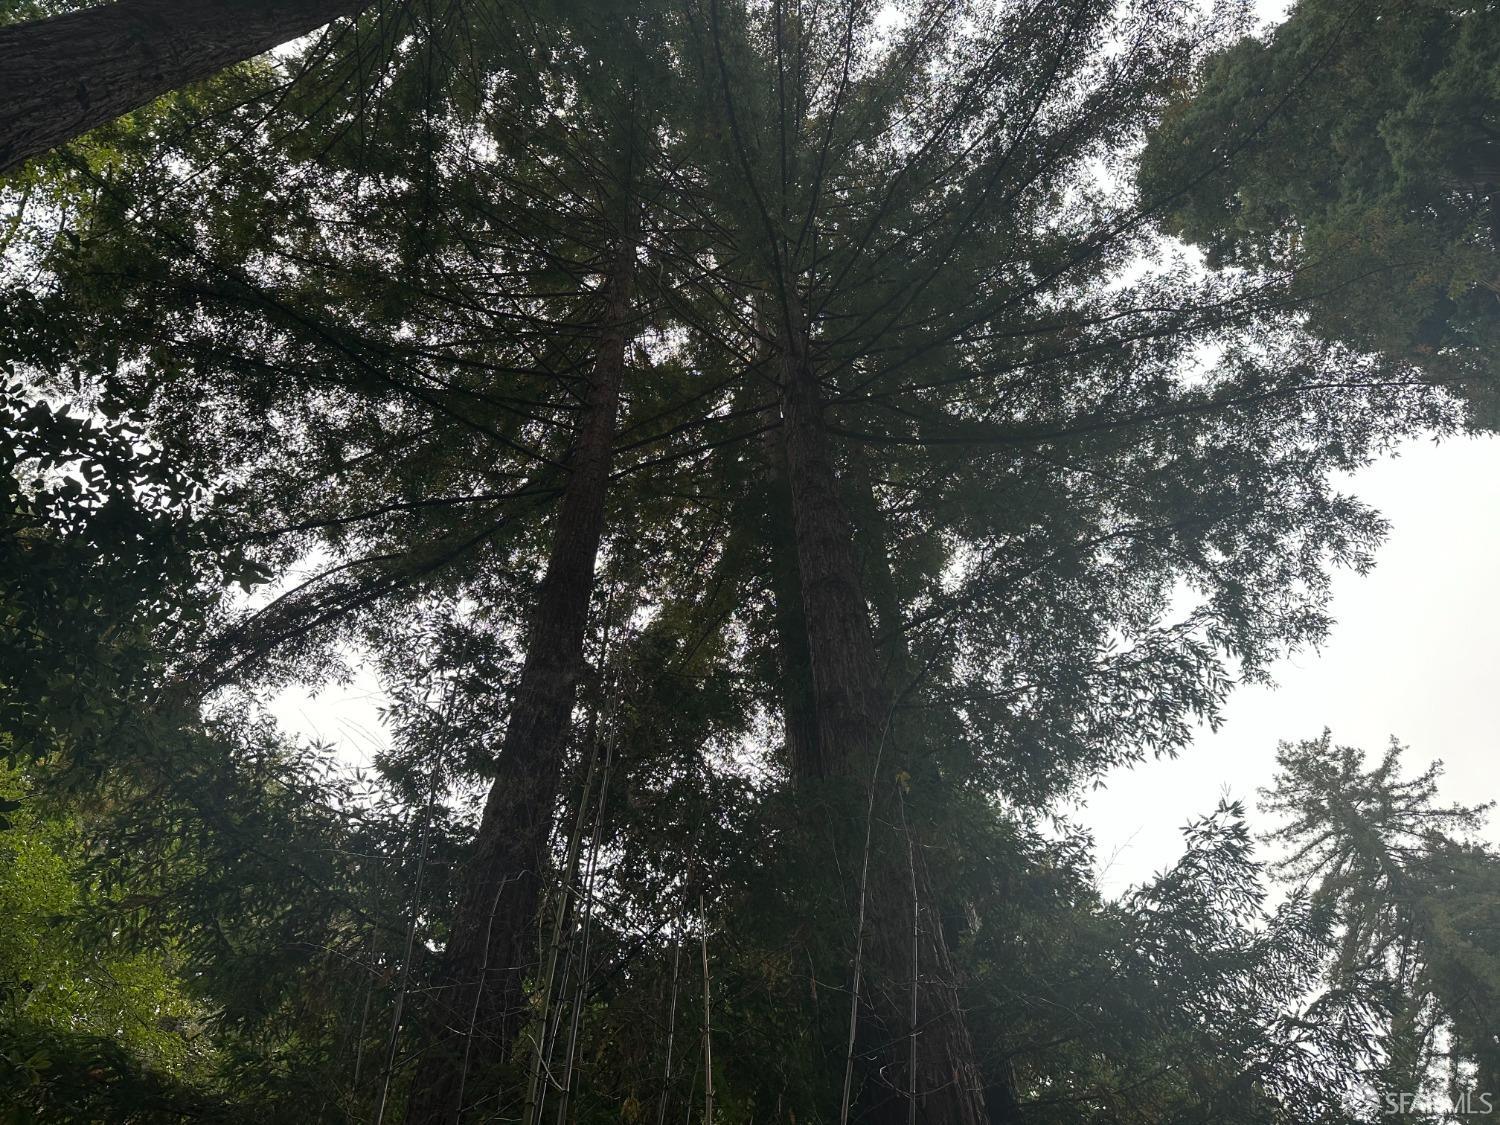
[0,0,373,173]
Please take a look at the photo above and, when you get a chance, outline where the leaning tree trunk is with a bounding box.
[0,0,369,174]
[403,220,638,1125]
[774,299,989,1125]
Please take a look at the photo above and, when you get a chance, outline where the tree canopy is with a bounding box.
[1139,0,1500,424]
[1,0,1496,1122]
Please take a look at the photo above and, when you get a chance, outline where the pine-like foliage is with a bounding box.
[1,0,1494,1121]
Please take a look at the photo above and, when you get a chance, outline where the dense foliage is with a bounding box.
[2,0,1497,1122]
[1140,0,1500,424]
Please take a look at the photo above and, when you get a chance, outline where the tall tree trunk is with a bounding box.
[404,217,638,1125]
[0,0,368,174]
[842,443,917,693]
[759,423,820,783]
[774,299,989,1125]
[842,452,1026,1125]
[774,303,885,783]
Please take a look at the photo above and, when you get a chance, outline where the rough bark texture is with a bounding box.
[0,0,367,174]
[775,305,887,783]
[775,302,989,1125]
[404,229,637,1125]
[857,847,990,1125]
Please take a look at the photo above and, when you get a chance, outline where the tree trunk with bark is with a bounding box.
[773,298,989,1125]
[842,443,918,693]
[403,218,638,1125]
[759,422,821,783]
[0,0,368,174]
[842,451,1026,1124]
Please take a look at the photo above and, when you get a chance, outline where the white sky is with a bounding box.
[1080,432,1500,894]
[267,659,389,777]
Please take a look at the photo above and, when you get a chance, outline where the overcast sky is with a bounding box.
[1078,432,1500,893]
